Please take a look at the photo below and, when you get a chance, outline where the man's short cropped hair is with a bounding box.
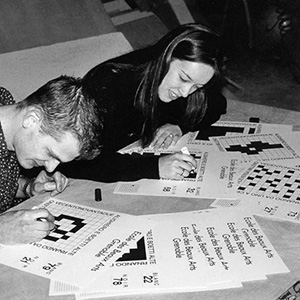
[16,75,103,160]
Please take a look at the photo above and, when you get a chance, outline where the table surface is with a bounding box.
[1,100,300,300]
[0,32,132,101]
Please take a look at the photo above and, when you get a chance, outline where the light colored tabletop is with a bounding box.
[224,96,300,128]
[0,32,132,101]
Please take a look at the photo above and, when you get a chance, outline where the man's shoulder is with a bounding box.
[0,87,15,105]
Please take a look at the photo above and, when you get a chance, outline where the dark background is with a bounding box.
[109,0,300,111]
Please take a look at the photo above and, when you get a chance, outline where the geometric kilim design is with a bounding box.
[237,163,300,203]
[40,200,114,252]
[117,238,147,261]
[196,124,255,141]
[44,214,87,242]
[213,134,297,162]
[226,141,284,155]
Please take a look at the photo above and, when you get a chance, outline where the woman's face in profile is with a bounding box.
[158,59,214,103]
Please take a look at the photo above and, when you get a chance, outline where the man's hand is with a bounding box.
[31,170,69,196]
[0,208,55,245]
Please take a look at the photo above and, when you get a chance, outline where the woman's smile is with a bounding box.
[169,90,179,100]
[158,59,215,103]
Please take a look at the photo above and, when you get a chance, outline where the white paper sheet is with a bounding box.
[0,198,153,287]
[49,208,289,298]
[119,121,293,155]
[185,121,293,147]
[212,160,300,223]
[211,133,300,163]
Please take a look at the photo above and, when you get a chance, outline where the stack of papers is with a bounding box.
[0,199,154,287]
[49,207,289,299]
[116,121,300,224]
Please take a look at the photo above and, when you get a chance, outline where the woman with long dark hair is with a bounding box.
[57,23,227,181]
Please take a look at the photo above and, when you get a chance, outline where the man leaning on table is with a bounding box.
[0,76,102,245]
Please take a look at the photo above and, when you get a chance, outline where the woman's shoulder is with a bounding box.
[82,62,141,109]
[84,61,138,86]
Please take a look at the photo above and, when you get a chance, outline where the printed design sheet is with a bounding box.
[252,198,300,223]
[236,162,300,204]
[211,133,299,162]
[0,198,153,287]
[211,197,300,224]
[49,208,289,298]
[211,160,300,223]
[119,121,293,154]
[186,121,292,145]
[114,151,240,198]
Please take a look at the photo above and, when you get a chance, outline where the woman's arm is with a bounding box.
[21,150,160,183]
[56,150,160,182]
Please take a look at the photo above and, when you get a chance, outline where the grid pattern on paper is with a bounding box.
[41,202,113,252]
[196,122,258,140]
[237,163,300,202]
[214,134,295,162]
